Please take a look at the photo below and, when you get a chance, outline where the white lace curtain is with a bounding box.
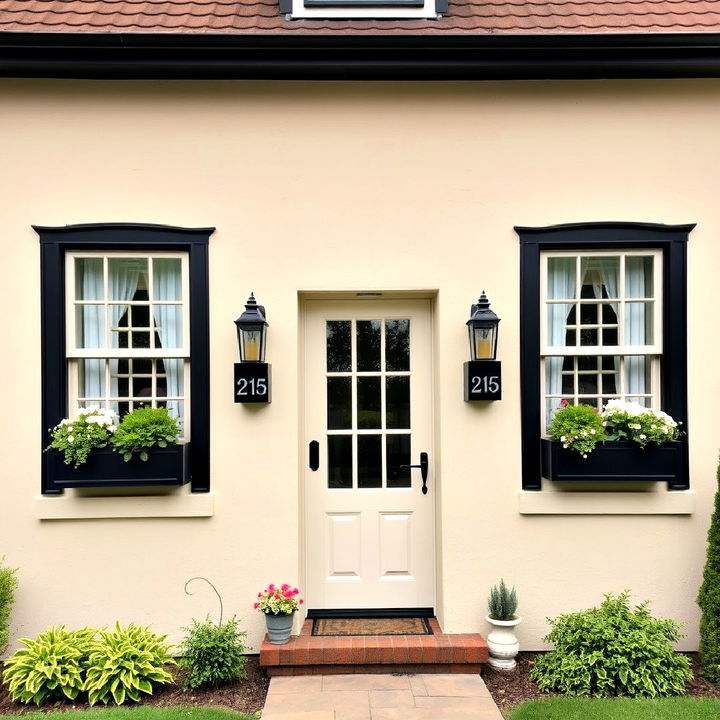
[546,256,649,408]
[80,258,182,419]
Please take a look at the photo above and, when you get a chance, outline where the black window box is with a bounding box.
[541,438,688,489]
[47,443,190,489]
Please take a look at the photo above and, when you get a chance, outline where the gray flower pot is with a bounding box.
[265,612,294,645]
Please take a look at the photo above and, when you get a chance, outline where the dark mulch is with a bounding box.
[0,657,269,716]
[483,652,720,718]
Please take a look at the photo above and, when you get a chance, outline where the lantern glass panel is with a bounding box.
[470,325,496,360]
[239,324,265,362]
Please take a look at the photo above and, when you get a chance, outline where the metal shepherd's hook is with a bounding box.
[184,576,223,625]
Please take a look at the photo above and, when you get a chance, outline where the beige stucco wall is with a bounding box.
[1,78,719,655]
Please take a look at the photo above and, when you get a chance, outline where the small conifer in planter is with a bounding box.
[698,455,720,681]
[485,579,521,670]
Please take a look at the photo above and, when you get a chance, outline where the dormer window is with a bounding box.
[286,0,440,20]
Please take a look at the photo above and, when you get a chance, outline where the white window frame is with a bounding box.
[539,249,663,434]
[289,0,437,19]
[65,250,191,439]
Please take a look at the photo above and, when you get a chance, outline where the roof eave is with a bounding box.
[2,31,720,80]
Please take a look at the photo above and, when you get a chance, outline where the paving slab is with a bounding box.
[262,672,503,720]
[322,674,411,691]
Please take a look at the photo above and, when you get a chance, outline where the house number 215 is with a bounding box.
[236,378,268,396]
[471,375,499,395]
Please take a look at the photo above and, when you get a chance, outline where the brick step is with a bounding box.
[260,618,488,676]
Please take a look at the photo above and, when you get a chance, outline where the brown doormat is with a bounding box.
[312,617,432,636]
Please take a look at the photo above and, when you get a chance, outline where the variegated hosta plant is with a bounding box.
[85,622,175,705]
[2,626,97,705]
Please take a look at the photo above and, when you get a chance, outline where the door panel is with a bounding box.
[304,299,435,609]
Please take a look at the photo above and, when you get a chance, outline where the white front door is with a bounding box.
[303,299,435,610]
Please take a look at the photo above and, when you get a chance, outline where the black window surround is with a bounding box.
[516,221,693,491]
[37,222,213,495]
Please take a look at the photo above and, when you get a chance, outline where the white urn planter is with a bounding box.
[485,614,521,670]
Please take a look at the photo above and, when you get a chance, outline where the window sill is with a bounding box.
[34,491,214,520]
[518,490,695,515]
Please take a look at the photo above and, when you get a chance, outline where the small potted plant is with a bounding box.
[254,583,304,645]
[485,579,521,670]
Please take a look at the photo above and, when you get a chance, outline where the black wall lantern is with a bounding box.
[234,293,271,403]
[464,291,502,401]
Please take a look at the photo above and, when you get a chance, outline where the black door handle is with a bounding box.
[400,452,429,494]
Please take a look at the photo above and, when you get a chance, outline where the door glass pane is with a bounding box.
[386,376,410,429]
[357,377,381,429]
[328,435,352,489]
[328,377,352,430]
[385,320,410,371]
[327,321,351,372]
[386,435,411,488]
[358,435,382,488]
[357,320,381,371]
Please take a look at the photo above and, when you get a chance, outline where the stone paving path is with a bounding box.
[261,672,504,720]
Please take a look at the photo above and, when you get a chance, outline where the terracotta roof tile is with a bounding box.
[2,0,720,35]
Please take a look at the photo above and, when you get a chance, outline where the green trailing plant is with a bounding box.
[2,626,97,705]
[111,407,181,462]
[547,400,607,457]
[178,616,248,689]
[602,400,681,447]
[46,406,117,468]
[697,454,720,682]
[0,558,18,654]
[530,591,692,698]
[487,579,518,621]
[85,622,175,705]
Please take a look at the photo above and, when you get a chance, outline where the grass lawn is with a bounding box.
[509,697,720,720]
[22,710,255,720]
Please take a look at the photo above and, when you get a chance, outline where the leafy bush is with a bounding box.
[698,455,720,681]
[0,559,18,654]
[85,623,175,705]
[46,406,117,468]
[2,626,97,705]
[547,401,607,457]
[530,591,692,698]
[111,407,181,462]
[488,579,518,621]
[178,616,248,689]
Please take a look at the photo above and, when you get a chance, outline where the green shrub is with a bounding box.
[111,407,181,462]
[488,579,518,621]
[85,623,175,705]
[178,616,248,689]
[697,454,720,681]
[530,591,692,698]
[0,559,18,654]
[2,626,97,705]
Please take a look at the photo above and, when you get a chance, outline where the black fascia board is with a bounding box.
[3,31,720,79]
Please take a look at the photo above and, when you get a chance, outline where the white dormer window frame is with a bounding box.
[289,0,437,19]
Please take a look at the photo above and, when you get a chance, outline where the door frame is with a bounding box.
[298,291,439,614]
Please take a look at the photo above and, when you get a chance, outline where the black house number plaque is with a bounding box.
[234,363,271,404]
[464,360,502,401]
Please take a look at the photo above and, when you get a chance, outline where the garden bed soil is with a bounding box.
[1,653,718,717]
